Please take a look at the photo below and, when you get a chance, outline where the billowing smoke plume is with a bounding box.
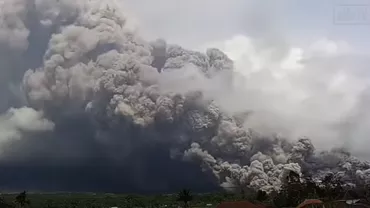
[0,0,369,193]
[0,107,54,150]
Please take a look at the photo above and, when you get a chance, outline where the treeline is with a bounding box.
[1,191,30,208]
[1,172,370,208]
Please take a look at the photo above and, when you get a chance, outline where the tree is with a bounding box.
[240,188,245,199]
[177,189,193,208]
[15,191,30,208]
[0,195,14,208]
[273,171,307,207]
[285,171,304,205]
[256,190,268,202]
[303,176,320,199]
[351,182,370,203]
[320,173,345,200]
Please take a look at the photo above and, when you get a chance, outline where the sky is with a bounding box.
[125,0,370,51]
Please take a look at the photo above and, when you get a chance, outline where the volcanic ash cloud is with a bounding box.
[0,0,368,192]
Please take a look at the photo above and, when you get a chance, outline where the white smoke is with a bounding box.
[0,0,369,192]
[0,107,54,153]
[202,35,370,153]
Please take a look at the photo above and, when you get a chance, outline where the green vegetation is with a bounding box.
[1,171,370,208]
[176,189,193,208]
[0,192,232,208]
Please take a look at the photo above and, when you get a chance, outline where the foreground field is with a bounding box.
[0,192,239,208]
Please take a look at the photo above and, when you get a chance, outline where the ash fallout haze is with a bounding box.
[0,0,370,193]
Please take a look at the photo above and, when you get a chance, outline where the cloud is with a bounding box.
[0,107,54,152]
